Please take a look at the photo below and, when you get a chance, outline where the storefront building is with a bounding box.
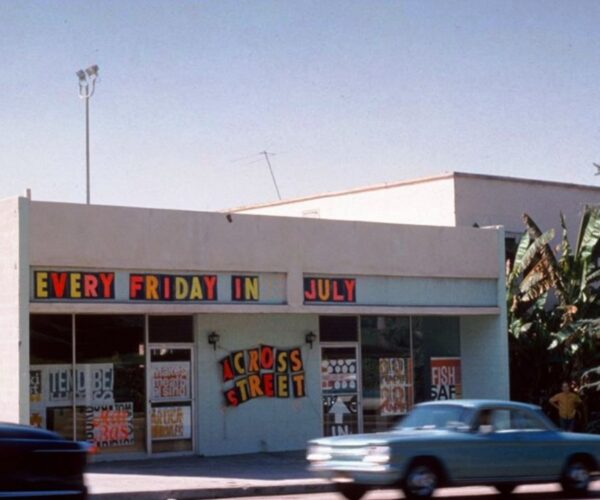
[0,197,508,458]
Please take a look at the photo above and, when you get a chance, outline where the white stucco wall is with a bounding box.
[232,176,457,227]
[0,197,29,423]
[196,314,321,455]
[459,229,509,400]
[453,173,600,238]
[233,172,600,245]
[27,201,499,284]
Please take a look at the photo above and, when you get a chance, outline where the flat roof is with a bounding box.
[229,171,600,213]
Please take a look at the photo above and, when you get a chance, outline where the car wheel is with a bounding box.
[561,459,591,495]
[336,483,369,500]
[403,462,439,498]
[494,483,516,496]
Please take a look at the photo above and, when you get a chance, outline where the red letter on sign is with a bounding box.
[50,273,68,298]
[130,275,144,299]
[344,279,356,302]
[203,275,217,300]
[304,278,316,301]
[83,274,99,298]
[220,356,235,382]
[98,273,114,298]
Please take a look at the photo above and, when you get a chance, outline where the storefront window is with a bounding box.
[360,316,412,433]
[412,317,461,404]
[149,316,194,343]
[320,316,358,342]
[30,314,74,439]
[74,315,145,455]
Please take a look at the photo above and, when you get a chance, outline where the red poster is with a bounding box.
[430,357,462,400]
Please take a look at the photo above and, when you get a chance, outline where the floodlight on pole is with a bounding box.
[76,64,99,204]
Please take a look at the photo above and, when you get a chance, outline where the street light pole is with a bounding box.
[76,65,99,205]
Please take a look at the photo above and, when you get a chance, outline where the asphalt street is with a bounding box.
[219,482,600,500]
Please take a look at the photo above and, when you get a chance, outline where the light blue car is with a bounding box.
[307,400,600,499]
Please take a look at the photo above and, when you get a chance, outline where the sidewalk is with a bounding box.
[86,451,337,500]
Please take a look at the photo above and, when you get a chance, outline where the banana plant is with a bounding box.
[507,206,600,401]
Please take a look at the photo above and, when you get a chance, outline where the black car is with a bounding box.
[0,423,89,499]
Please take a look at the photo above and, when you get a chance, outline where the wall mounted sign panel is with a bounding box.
[304,275,497,308]
[31,269,286,305]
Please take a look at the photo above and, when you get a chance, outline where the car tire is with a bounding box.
[402,461,439,498]
[336,483,369,500]
[561,458,591,495]
[494,483,516,496]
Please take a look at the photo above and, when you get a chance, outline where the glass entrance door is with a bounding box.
[321,345,361,436]
[148,346,193,453]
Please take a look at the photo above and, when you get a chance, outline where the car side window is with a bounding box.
[474,408,509,432]
[511,410,546,431]
[491,409,511,431]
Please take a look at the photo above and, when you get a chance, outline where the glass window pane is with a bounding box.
[74,315,146,455]
[319,316,358,342]
[150,347,193,452]
[149,316,193,343]
[360,316,412,433]
[29,314,74,439]
[321,346,359,436]
[412,317,461,404]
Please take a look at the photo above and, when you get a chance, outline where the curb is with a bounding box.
[89,482,338,499]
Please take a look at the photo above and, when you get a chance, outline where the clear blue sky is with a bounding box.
[2,0,600,211]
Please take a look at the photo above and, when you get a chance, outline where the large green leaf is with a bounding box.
[577,206,600,261]
[512,231,531,271]
[519,228,554,269]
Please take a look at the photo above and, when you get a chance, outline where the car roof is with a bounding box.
[0,422,60,440]
[415,399,541,412]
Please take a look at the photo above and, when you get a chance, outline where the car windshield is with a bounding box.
[396,404,473,430]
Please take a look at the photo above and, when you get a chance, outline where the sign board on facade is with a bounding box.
[220,345,306,406]
[31,270,286,304]
[151,406,192,440]
[150,362,191,401]
[85,402,134,448]
[430,357,462,400]
[379,357,412,416]
[304,277,356,303]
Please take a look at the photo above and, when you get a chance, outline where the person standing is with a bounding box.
[550,382,582,431]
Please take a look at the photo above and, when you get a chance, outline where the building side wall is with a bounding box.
[196,314,320,456]
[235,177,457,227]
[454,175,600,237]
[0,198,29,423]
[459,316,509,399]
[459,229,509,400]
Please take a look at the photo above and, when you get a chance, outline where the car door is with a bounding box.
[463,408,525,481]
[464,407,561,482]
[502,409,563,479]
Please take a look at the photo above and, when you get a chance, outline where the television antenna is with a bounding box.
[260,151,282,200]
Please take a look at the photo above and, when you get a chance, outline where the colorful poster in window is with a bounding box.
[323,395,358,436]
[430,357,462,400]
[379,357,412,416]
[220,346,306,406]
[321,359,357,394]
[151,406,192,440]
[150,362,191,401]
[30,369,43,403]
[85,402,134,448]
[30,364,114,407]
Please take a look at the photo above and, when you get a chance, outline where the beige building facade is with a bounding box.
[1,196,507,459]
